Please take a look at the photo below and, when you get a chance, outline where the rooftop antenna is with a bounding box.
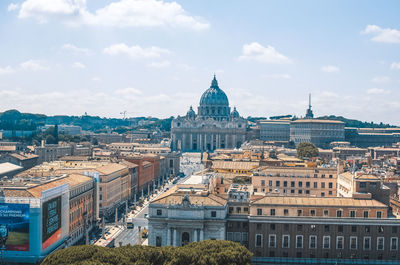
[308,93,312,109]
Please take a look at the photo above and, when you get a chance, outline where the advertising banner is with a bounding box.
[42,196,61,250]
[0,203,30,251]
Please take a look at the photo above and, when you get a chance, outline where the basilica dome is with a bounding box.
[198,75,231,120]
[199,76,229,107]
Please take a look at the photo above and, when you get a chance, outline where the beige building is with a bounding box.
[252,166,338,197]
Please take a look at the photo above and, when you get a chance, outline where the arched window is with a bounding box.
[182,232,190,246]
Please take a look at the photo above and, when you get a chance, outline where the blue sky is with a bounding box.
[0,0,399,125]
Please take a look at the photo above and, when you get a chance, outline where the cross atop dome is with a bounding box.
[211,74,219,88]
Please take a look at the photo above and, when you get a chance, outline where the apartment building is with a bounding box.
[252,166,338,197]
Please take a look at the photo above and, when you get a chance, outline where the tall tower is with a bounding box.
[305,93,314,118]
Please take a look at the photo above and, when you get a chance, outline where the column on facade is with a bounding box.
[193,229,198,242]
[190,134,193,150]
[199,134,202,151]
[211,134,214,151]
[225,134,228,148]
[217,134,221,149]
[182,134,186,150]
[167,228,171,246]
[200,229,204,241]
[204,134,207,151]
[173,228,177,246]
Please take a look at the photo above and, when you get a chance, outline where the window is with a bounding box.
[156,236,162,247]
[363,237,371,250]
[306,190,310,195]
[336,236,344,249]
[309,235,317,249]
[297,210,302,216]
[244,207,249,213]
[378,226,384,233]
[157,209,162,216]
[229,207,233,214]
[364,211,369,218]
[236,207,241,213]
[261,180,265,186]
[234,232,241,242]
[255,234,263,247]
[284,224,289,231]
[336,210,342,218]
[306,182,310,188]
[268,180,272,186]
[329,174,333,178]
[392,226,398,234]
[270,209,275,216]
[390,237,398,251]
[270,224,276,231]
[284,209,289,216]
[350,236,357,250]
[256,223,262,230]
[314,182,317,188]
[310,210,316,216]
[350,210,356,218]
[269,234,276,248]
[377,211,382,218]
[297,225,303,232]
[291,181,295,187]
[298,181,303,187]
[351,226,357,233]
[321,192,325,197]
[329,182,333,188]
[242,232,248,242]
[283,181,287,187]
[276,181,280,187]
[365,226,370,233]
[377,237,384,251]
[257,209,262,215]
[296,235,303,248]
[321,182,325,188]
[323,210,329,217]
[227,232,233,241]
[359,182,366,188]
[338,225,343,233]
[310,224,316,232]
[282,235,290,248]
[324,225,330,232]
[323,236,330,249]
[298,190,303,194]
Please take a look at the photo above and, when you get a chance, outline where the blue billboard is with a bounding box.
[0,203,30,251]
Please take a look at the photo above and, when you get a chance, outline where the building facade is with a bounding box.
[258,120,290,142]
[290,119,345,148]
[171,76,247,152]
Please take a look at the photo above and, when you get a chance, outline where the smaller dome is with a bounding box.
[231,107,239,118]
[186,106,196,118]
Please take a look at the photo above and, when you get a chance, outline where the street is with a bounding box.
[111,152,203,246]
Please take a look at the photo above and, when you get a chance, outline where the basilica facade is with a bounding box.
[171,76,247,152]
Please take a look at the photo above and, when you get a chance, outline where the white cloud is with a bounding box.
[361,25,400,44]
[263,73,291,79]
[371,76,390,83]
[147,61,171,68]
[103,43,170,59]
[0,66,15,75]
[366,88,390,95]
[17,0,209,30]
[7,3,19,11]
[390,62,400,70]
[321,65,340,73]
[19,60,48,71]
[238,42,292,64]
[115,87,142,96]
[72,62,86,69]
[61,43,92,55]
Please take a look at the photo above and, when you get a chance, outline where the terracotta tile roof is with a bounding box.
[152,192,227,207]
[2,189,34,198]
[27,174,92,198]
[252,196,387,208]
[10,153,39,160]
[95,163,127,175]
[211,161,259,170]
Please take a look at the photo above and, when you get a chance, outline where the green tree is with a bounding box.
[41,240,252,265]
[45,135,56,144]
[297,142,319,159]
